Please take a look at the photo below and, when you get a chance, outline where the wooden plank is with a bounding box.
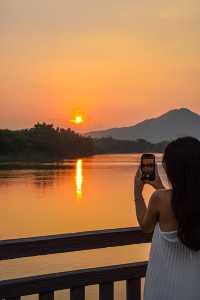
[99,282,114,300]
[70,286,85,300]
[0,261,147,298]
[126,278,141,300]
[0,227,152,260]
[39,292,54,300]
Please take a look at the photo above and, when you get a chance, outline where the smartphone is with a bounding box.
[141,153,155,181]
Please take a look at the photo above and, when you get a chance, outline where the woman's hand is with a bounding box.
[143,164,164,190]
[134,167,145,195]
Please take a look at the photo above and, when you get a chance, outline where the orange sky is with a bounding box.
[1,0,200,132]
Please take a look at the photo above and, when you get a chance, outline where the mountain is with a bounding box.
[86,108,200,143]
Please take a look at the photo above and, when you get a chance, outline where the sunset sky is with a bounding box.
[1,0,200,132]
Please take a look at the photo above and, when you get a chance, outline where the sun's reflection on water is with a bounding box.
[75,159,83,198]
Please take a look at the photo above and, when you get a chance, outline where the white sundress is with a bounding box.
[144,222,200,300]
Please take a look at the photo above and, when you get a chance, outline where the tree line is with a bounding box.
[94,137,168,154]
[0,123,94,161]
[0,123,169,161]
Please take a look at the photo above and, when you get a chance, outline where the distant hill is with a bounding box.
[86,108,200,143]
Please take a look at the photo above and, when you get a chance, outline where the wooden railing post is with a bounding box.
[39,292,54,300]
[99,282,114,300]
[126,278,141,300]
[70,286,85,300]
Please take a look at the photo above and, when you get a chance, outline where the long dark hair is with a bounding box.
[163,137,200,251]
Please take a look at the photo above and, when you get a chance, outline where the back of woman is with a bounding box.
[134,137,200,300]
[144,221,200,299]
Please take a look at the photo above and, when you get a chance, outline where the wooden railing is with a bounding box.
[0,227,152,300]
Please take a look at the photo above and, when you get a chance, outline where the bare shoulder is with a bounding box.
[149,189,172,209]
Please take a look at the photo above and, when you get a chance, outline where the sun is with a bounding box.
[70,114,84,125]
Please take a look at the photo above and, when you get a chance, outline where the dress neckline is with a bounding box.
[157,222,177,234]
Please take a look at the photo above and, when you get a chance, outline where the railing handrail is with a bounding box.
[0,226,152,260]
[0,261,148,298]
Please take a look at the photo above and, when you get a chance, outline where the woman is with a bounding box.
[134,137,200,300]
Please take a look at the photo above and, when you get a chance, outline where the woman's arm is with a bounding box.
[134,169,146,227]
[134,165,163,233]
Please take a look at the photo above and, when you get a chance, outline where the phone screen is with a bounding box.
[141,154,155,181]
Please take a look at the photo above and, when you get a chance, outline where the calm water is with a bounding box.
[0,154,167,299]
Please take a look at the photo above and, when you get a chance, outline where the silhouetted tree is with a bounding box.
[0,123,94,160]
